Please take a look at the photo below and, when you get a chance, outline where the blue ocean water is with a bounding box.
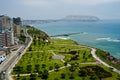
[34,20,120,59]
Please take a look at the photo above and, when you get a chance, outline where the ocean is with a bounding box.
[33,20,120,59]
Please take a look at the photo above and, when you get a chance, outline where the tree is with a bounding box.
[69,72,74,79]
[38,70,42,77]
[41,70,49,79]
[17,74,20,80]
[13,66,23,74]
[54,63,60,71]
[22,77,27,80]
[69,63,76,72]
[42,64,46,68]
[61,73,66,79]
[78,69,87,77]
[30,74,37,80]
[54,78,59,80]
[64,62,68,66]
[117,75,120,80]
[35,64,40,72]
[49,66,53,70]
[27,65,32,73]
[29,46,32,51]
[89,74,98,80]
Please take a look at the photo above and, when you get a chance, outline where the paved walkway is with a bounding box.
[91,48,120,74]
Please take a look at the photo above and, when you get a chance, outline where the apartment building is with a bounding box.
[0,15,14,47]
[0,15,13,32]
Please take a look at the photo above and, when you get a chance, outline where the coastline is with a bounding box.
[52,36,120,70]
[11,26,120,80]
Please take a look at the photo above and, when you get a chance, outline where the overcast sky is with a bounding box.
[0,0,120,20]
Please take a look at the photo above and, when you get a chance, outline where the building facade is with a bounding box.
[0,30,14,47]
[0,15,13,32]
[0,15,14,47]
[13,17,22,26]
[14,24,20,37]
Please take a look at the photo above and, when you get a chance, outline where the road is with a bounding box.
[0,28,33,80]
[91,48,120,74]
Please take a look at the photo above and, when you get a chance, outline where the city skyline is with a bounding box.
[0,0,120,20]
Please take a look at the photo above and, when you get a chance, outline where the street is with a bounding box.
[0,28,32,80]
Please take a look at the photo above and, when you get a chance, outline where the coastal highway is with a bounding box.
[0,45,24,79]
[6,28,33,80]
[0,28,33,80]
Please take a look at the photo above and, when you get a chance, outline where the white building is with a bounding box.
[0,51,6,64]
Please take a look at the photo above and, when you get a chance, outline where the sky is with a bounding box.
[0,0,120,20]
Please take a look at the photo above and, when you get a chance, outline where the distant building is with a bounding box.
[13,17,22,26]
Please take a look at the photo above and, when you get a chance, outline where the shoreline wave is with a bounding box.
[52,36,70,40]
[96,37,120,42]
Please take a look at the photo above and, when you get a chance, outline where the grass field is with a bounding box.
[12,27,120,80]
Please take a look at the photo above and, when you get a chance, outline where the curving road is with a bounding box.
[91,48,120,74]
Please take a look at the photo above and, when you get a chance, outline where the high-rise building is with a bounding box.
[0,15,14,47]
[0,15,13,32]
[0,30,14,47]
[0,31,6,47]
[13,17,22,37]
[14,24,20,37]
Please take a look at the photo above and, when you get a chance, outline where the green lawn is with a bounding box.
[13,64,120,80]
[12,27,120,80]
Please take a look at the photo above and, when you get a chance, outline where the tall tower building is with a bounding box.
[0,15,14,47]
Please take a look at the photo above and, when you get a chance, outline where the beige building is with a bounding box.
[14,24,20,37]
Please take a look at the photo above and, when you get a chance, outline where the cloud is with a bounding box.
[19,0,120,7]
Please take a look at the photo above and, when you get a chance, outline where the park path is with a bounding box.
[91,48,120,74]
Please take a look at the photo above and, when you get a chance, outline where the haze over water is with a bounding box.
[34,20,120,59]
